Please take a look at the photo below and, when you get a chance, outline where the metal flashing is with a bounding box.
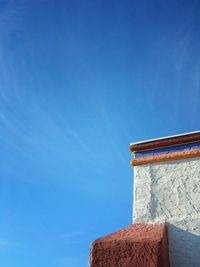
[130,131,200,152]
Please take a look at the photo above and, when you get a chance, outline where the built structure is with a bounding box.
[90,131,200,267]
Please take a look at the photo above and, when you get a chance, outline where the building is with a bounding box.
[90,131,200,267]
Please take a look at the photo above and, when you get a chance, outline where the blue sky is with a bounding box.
[0,0,200,266]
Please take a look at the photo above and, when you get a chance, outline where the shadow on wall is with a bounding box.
[167,223,200,267]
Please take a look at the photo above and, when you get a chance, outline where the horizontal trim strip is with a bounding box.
[130,130,200,146]
[134,141,200,158]
[131,148,200,166]
[130,132,200,152]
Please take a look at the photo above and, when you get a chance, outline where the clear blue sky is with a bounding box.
[0,0,199,266]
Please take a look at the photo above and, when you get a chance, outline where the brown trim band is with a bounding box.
[131,148,200,166]
[130,132,200,152]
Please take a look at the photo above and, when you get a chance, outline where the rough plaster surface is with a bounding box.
[133,157,200,267]
[90,224,169,267]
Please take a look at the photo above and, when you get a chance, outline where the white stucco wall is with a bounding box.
[133,157,200,267]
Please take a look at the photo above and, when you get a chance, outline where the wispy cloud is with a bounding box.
[61,231,81,239]
[56,232,87,266]
[58,257,82,267]
[57,256,89,267]
[173,32,193,73]
[0,1,28,102]
[0,237,10,248]
[60,231,83,245]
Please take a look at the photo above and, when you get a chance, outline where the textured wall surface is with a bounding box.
[90,224,170,267]
[133,157,200,267]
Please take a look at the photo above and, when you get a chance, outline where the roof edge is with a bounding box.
[130,130,200,152]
